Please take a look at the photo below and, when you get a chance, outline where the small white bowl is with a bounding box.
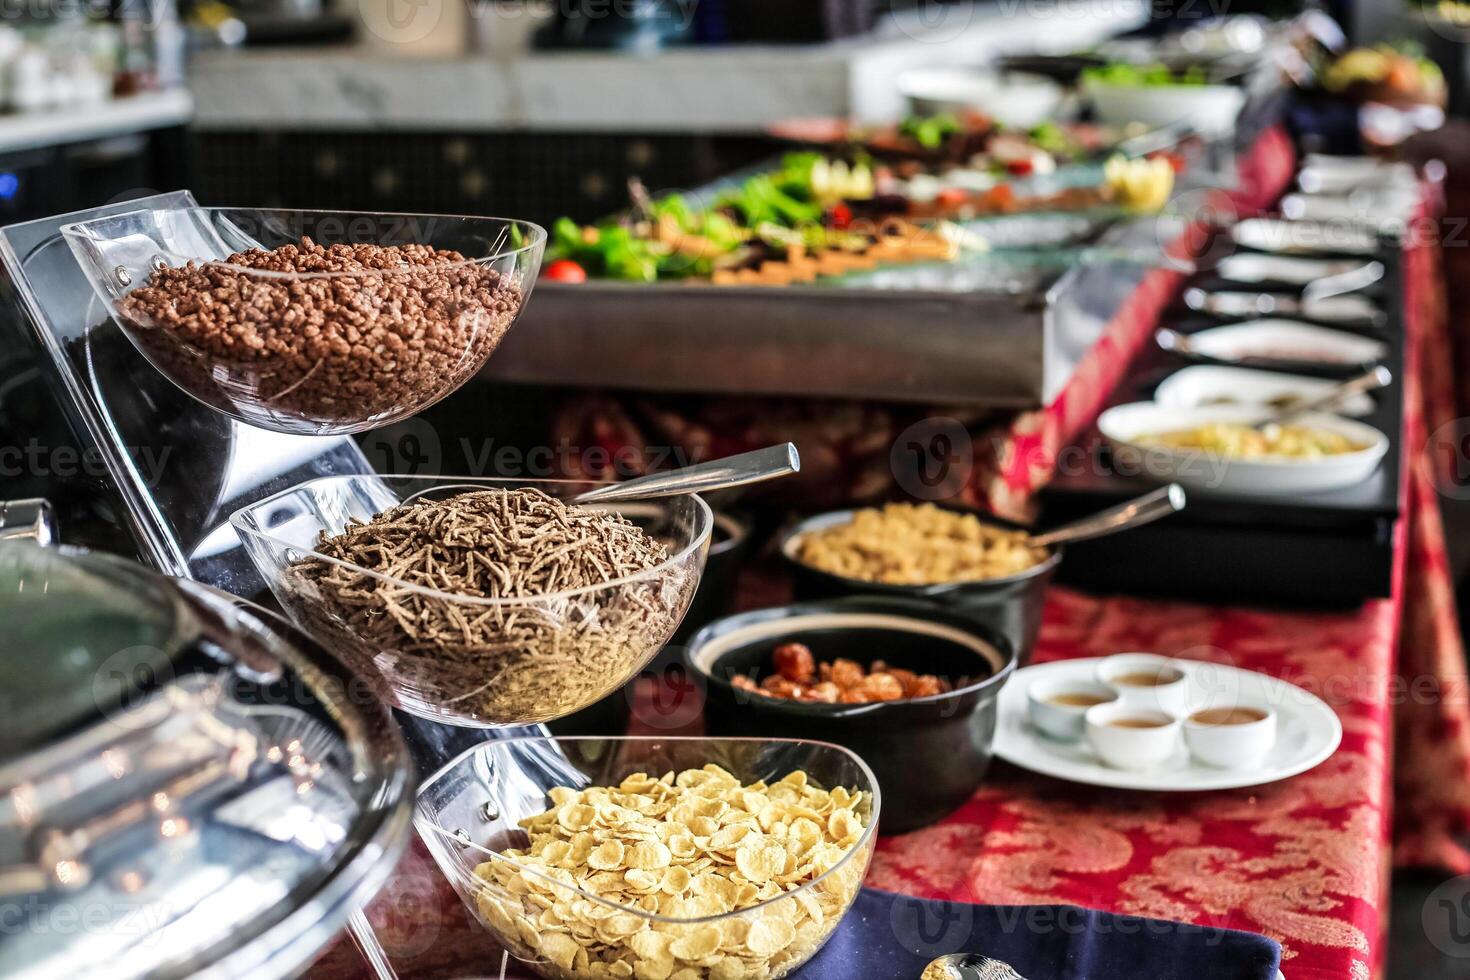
[1098,402,1390,498]
[1214,254,1378,287]
[1153,365,1376,418]
[1095,653,1191,717]
[898,69,1064,128]
[1183,702,1278,769]
[1177,319,1388,368]
[1027,679,1118,742]
[1230,218,1380,257]
[1085,703,1182,771]
[1083,81,1245,135]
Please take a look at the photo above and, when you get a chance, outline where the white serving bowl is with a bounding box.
[1175,319,1388,369]
[1230,218,1380,256]
[1098,402,1390,498]
[1095,652,1190,717]
[1214,254,1378,287]
[1154,365,1376,418]
[1083,80,1246,135]
[1085,703,1181,771]
[1183,702,1278,770]
[898,69,1064,128]
[1027,678,1118,742]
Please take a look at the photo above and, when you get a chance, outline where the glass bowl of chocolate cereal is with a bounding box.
[62,207,545,436]
[231,475,712,728]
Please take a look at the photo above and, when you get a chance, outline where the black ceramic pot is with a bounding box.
[687,598,1015,833]
[778,509,1060,667]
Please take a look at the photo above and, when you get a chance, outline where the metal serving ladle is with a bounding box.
[573,443,801,504]
[1027,483,1186,550]
[921,953,1032,980]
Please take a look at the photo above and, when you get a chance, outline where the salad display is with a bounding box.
[1081,63,1212,87]
[544,138,1183,285]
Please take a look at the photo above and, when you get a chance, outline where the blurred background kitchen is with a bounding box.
[0,0,1459,225]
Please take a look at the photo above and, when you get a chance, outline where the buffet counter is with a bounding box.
[0,89,192,154]
[185,0,1146,133]
[293,127,1470,980]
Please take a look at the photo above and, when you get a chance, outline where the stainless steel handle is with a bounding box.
[1030,484,1186,549]
[1263,365,1393,428]
[0,498,56,547]
[573,443,801,505]
[1301,260,1385,304]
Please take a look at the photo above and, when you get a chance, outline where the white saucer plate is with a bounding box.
[995,657,1343,792]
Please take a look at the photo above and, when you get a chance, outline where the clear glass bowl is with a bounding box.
[61,207,545,436]
[231,475,713,727]
[415,736,879,980]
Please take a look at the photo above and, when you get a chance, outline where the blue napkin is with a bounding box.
[796,888,1281,980]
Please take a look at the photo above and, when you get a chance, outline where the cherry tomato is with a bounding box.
[829,202,854,229]
[1150,150,1186,173]
[1005,158,1034,176]
[986,184,1016,209]
[544,259,587,283]
[934,187,970,209]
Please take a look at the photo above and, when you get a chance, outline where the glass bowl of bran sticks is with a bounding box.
[232,475,713,727]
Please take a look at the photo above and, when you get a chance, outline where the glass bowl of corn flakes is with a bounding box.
[779,503,1061,665]
[415,736,879,980]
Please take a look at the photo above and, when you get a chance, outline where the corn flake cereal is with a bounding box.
[472,766,870,980]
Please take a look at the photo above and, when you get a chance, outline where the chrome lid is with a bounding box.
[0,540,414,979]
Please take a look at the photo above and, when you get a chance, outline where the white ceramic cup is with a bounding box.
[1183,702,1278,769]
[1085,703,1182,771]
[1027,679,1118,742]
[1096,653,1191,717]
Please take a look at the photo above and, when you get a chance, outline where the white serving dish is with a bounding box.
[1230,218,1380,257]
[1085,703,1181,771]
[1298,155,1416,195]
[1083,81,1246,134]
[1027,678,1118,742]
[1280,190,1419,230]
[1172,319,1387,368]
[1098,402,1389,497]
[1214,254,1377,286]
[898,69,1064,128]
[995,657,1342,791]
[1154,365,1376,417]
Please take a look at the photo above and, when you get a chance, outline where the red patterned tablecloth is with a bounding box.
[862,159,1470,980]
[308,129,1470,980]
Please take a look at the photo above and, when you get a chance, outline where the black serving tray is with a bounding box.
[1038,231,1407,607]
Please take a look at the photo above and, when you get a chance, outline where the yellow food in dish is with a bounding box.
[1104,154,1175,212]
[471,767,870,980]
[1133,422,1369,459]
[795,502,1048,585]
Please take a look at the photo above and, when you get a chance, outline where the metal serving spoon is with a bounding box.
[1249,365,1392,430]
[922,953,1033,980]
[1028,483,1186,550]
[573,443,801,504]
